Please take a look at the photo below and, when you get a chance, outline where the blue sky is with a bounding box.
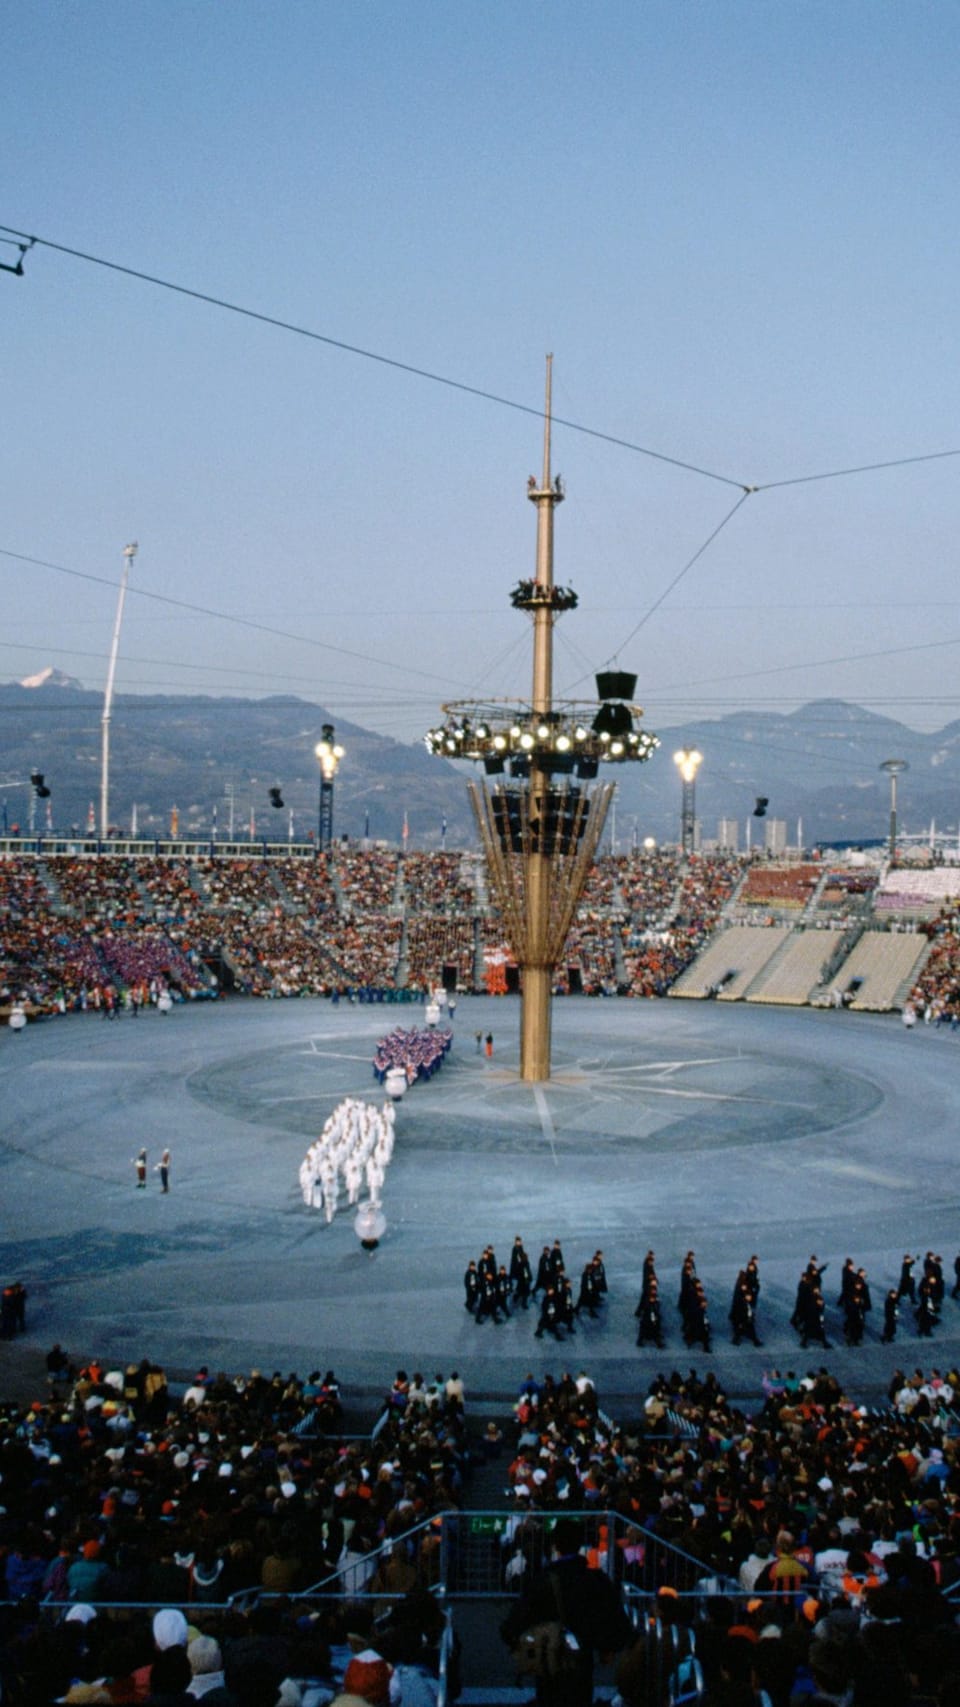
[2,0,959,745]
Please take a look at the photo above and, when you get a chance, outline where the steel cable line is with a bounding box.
[756,448,960,490]
[7,222,957,496]
[0,545,467,692]
[0,221,744,491]
[651,630,960,696]
[0,634,444,694]
[559,490,754,696]
[6,538,958,722]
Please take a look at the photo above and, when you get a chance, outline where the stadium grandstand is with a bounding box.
[5,844,960,1017]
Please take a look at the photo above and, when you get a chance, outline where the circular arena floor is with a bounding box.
[1,994,957,1401]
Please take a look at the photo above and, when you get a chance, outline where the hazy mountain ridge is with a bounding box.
[0,677,956,846]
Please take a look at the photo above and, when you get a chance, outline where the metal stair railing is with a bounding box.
[297,1509,442,1598]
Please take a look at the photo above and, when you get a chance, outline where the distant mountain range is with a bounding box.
[1,673,956,848]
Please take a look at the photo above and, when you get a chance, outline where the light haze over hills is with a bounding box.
[1,674,954,849]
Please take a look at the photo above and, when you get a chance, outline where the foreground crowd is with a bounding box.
[0,1352,470,1705]
[4,1350,960,1701]
[500,1363,960,1703]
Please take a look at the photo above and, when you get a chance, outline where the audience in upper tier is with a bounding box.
[6,848,960,1015]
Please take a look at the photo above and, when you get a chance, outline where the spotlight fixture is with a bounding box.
[595,669,637,700]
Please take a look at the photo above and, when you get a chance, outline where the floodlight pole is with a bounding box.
[315,725,344,851]
[881,758,907,863]
[673,748,703,856]
[101,542,137,839]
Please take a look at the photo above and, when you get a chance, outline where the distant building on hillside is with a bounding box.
[716,817,739,852]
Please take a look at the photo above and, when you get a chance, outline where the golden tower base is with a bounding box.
[469,778,614,1081]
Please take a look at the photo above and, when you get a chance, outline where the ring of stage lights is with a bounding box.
[424,699,660,774]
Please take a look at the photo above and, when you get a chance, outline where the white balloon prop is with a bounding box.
[355,1199,387,1250]
[385,1066,407,1100]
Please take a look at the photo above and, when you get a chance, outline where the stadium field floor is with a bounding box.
[0,993,955,1408]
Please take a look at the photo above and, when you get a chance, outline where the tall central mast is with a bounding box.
[519,357,566,1077]
[529,354,562,715]
[425,355,659,1083]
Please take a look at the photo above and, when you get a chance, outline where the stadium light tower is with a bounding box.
[880,758,907,862]
[424,357,659,1082]
[315,725,344,850]
[101,542,137,839]
[673,748,703,856]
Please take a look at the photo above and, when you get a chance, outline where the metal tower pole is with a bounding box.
[521,357,563,1082]
[100,542,137,839]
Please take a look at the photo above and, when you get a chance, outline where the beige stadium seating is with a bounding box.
[670,924,788,1000]
[836,930,929,1010]
[746,929,834,1005]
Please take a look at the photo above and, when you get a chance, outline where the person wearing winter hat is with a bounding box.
[66,1539,109,1601]
[335,1649,394,1706]
[64,1603,98,1625]
[154,1608,190,1651]
[186,1635,225,1699]
[130,1607,192,1700]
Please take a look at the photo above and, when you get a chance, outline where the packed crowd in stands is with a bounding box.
[621,854,742,998]
[0,1351,469,1705]
[212,915,330,999]
[906,908,960,1026]
[270,857,337,916]
[53,857,146,923]
[195,858,285,916]
[502,1362,960,1703]
[132,858,209,926]
[98,929,204,997]
[618,849,682,925]
[336,849,399,914]
[399,854,478,917]
[8,848,960,1014]
[5,1349,960,1701]
[326,916,402,993]
[553,911,619,995]
[738,865,821,911]
[404,920,474,995]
